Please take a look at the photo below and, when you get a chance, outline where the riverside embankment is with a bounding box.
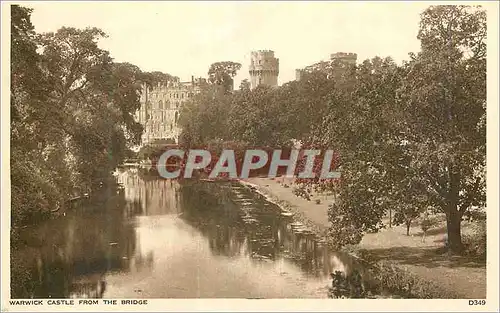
[241,177,487,299]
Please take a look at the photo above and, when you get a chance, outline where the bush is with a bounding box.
[368,260,458,298]
[463,222,486,260]
[329,270,368,299]
[348,251,459,299]
[292,186,311,201]
[420,217,433,233]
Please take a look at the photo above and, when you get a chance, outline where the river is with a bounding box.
[11,168,362,299]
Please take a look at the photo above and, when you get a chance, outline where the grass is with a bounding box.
[355,219,487,298]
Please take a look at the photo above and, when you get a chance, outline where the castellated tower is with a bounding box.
[249,50,279,90]
[330,52,357,65]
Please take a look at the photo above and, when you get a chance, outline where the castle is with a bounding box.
[136,50,356,146]
[135,77,207,145]
[136,50,280,146]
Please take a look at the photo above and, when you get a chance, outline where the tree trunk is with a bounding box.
[389,208,392,228]
[446,211,463,254]
[446,165,463,254]
[406,220,411,236]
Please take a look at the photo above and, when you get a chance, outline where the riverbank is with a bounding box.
[241,177,487,299]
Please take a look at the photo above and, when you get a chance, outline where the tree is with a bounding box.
[11,5,61,227]
[10,6,145,229]
[392,187,428,236]
[140,71,178,89]
[177,86,231,147]
[292,56,402,249]
[207,61,242,93]
[294,6,486,254]
[239,79,251,91]
[397,5,486,252]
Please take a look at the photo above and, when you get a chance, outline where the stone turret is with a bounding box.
[330,52,357,65]
[249,50,279,90]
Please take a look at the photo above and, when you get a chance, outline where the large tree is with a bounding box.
[11,5,58,227]
[10,6,144,228]
[397,5,486,252]
[207,61,242,94]
[301,6,486,253]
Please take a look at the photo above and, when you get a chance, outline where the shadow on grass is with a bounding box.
[414,225,447,237]
[358,246,486,269]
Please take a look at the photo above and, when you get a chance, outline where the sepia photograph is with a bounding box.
[1,1,499,311]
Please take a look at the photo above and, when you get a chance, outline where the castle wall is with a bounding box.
[330,52,357,65]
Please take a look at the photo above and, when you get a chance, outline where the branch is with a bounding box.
[459,176,483,213]
[423,169,449,200]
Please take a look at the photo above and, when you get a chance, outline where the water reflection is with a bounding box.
[177,179,351,279]
[11,191,140,298]
[12,168,356,299]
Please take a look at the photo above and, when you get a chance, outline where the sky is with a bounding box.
[26,1,430,87]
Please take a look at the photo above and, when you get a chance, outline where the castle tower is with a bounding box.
[330,52,357,65]
[249,50,279,90]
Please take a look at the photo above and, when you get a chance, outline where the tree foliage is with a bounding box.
[10,5,146,228]
[397,5,486,252]
[140,71,179,89]
[207,61,242,94]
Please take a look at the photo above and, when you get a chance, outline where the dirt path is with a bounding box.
[243,177,486,299]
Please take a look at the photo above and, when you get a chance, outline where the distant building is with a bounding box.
[135,76,207,145]
[249,50,279,90]
[295,52,357,81]
[330,52,357,65]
